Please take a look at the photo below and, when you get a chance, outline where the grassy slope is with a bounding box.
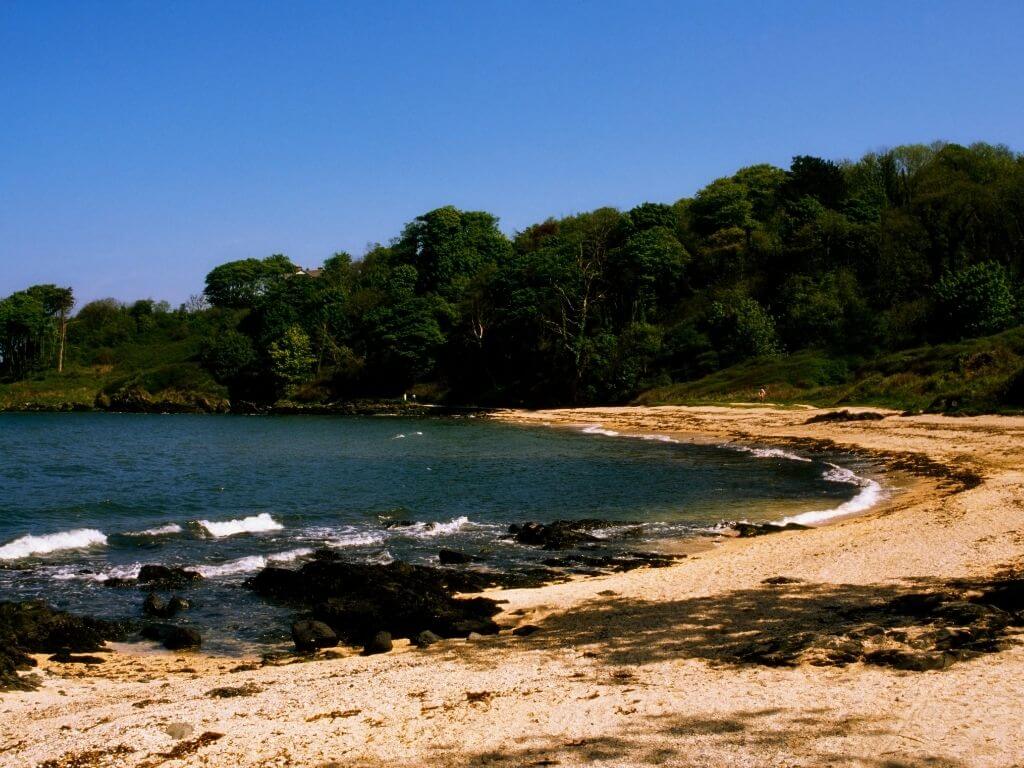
[0,337,227,410]
[637,327,1024,413]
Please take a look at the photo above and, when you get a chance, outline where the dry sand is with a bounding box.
[2,405,1023,768]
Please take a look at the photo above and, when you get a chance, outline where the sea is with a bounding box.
[0,413,883,651]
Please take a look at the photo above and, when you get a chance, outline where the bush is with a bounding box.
[933,261,1016,340]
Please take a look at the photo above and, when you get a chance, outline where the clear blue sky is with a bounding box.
[2,1,1022,307]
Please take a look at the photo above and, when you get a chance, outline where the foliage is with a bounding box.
[3,140,1024,412]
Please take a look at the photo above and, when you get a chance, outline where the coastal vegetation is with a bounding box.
[3,141,1024,413]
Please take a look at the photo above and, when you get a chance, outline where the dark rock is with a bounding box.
[292,620,338,653]
[934,600,1008,627]
[973,579,1024,614]
[805,410,885,424]
[246,556,501,646]
[512,624,541,637]
[761,576,804,585]
[1,600,129,691]
[137,565,203,589]
[412,630,442,648]
[732,522,809,537]
[103,577,137,588]
[141,623,202,650]
[47,652,105,664]
[143,593,167,617]
[509,520,631,550]
[364,631,392,655]
[885,592,946,617]
[167,596,191,615]
[438,549,477,565]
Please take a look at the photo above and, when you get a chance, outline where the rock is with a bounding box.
[167,596,190,615]
[934,600,1008,627]
[246,556,501,645]
[512,624,541,637]
[466,632,484,641]
[102,577,137,588]
[509,520,631,550]
[805,410,885,424]
[885,592,946,617]
[974,578,1024,613]
[1,600,130,691]
[143,593,167,617]
[438,549,476,565]
[363,631,392,655]
[292,620,338,653]
[165,723,195,740]
[137,565,203,589]
[412,630,442,648]
[47,652,105,664]
[141,623,202,650]
[732,522,809,537]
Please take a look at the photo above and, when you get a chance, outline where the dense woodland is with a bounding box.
[3,141,1024,411]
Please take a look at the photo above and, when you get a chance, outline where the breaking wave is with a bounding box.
[581,425,620,437]
[781,463,884,526]
[197,513,283,538]
[127,523,183,537]
[723,444,813,463]
[194,547,313,577]
[0,529,108,561]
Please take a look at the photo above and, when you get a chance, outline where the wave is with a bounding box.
[397,516,475,538]
[194,547,313,578]
[126,523,183,537]
[581,425,620,437]
[721,444,813,463]
[780,463,883,526]
[197,513,283,538]
[326,531,386,548]
[639,433,679,443]
[0,529,108,561]
[49,563,142,582]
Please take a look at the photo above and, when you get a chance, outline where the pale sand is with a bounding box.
[3,406,1023,767]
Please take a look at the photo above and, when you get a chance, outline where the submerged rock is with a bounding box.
[143,593,191,619]
[137,565,203,589]
[509,519,632,550]
[438,549,478,565]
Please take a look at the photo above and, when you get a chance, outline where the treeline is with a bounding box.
[3,141,1023,407]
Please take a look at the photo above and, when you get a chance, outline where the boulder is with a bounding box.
[412,630,442,648]
[143,593,168,617]
[141,623,202,650]
[292,620,338,653]
[438,549,476,565]
[732,522,809,537]
[364,631,392,655]
[509,520,628,550]
[512,624,541,637]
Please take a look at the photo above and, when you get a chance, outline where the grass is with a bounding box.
[638,326,1024,414]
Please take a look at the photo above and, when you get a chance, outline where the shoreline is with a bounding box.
[3,406,1023,767]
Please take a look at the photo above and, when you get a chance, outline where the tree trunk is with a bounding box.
[57,310,67,373]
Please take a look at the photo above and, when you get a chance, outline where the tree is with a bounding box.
[268,325,316,386]
[933,261,1016,339]
[204,255,296,308]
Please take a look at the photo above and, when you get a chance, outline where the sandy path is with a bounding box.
[2,406,1023,768]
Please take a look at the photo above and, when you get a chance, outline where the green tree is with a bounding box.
[933,261,1016,339]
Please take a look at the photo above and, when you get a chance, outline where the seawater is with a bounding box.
[0,413,881,650]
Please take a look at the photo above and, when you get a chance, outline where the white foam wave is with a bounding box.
[0,529,108,561]
[639,434,679,443]
[723,444,813,463]
[197,513,283,538]
[780,463,883,526]
[128,523,183,537]
[399,516,473,538]
[581,425,620,437]
[49,563,142,582]
[194,547,313,578]
[326,531,386,548]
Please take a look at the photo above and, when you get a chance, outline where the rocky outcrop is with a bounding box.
[508,519,635,550]
[246,552,501,645]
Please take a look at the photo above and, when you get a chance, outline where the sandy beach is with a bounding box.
[3,405,1023,768]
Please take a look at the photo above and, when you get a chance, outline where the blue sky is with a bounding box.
[2,1,1022,306]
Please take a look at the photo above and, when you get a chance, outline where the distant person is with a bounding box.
[757,386,767,403]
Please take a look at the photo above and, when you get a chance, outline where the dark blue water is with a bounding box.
[0,413,876,650]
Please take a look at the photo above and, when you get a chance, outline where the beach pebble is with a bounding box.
[165,723,194,740]
[364,631,392,655]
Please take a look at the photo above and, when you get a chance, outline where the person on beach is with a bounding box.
[758,386,767,403]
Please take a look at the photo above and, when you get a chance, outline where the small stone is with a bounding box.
[165,723,194,740]
[512,624,541,637]
[466,632,484,641]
